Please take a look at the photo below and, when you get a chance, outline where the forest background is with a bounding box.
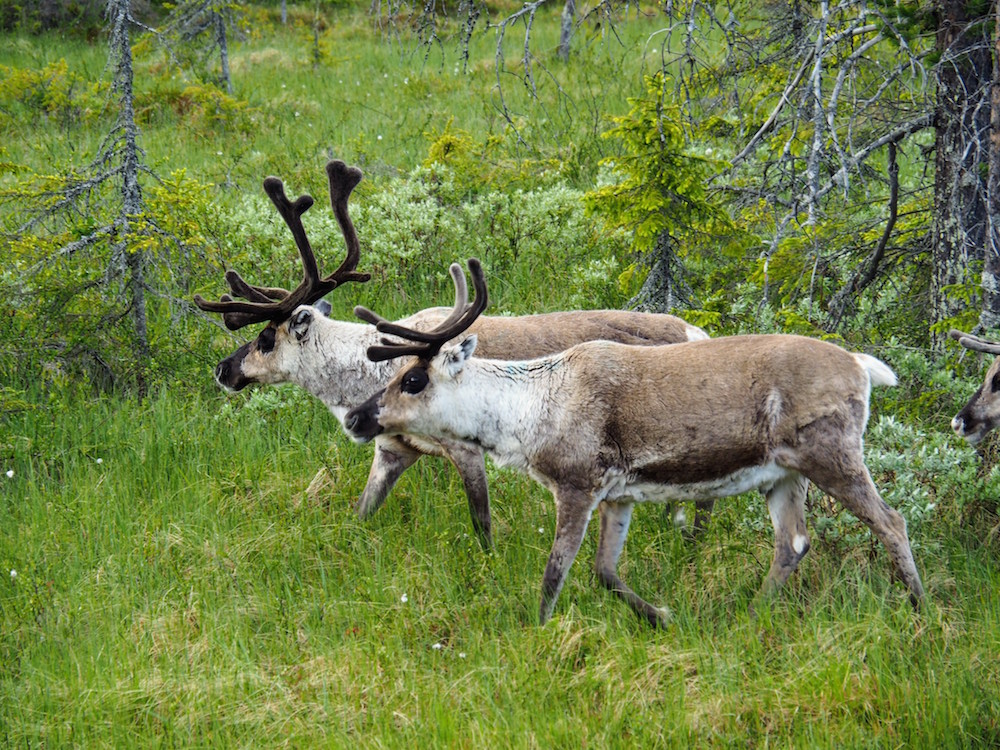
[1,0,1000,746]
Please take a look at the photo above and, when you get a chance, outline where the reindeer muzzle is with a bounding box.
[951,412,988,445]
[345,390,384,443]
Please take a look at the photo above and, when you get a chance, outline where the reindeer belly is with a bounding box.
[597,462,790,504]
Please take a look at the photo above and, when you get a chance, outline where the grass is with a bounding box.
[2,385,1000,747]
[1,2,655,190]
[2,3,1000,746]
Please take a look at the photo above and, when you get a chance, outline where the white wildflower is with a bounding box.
[9,570,16,579]
[431,642,442,650]
[400,593,408,603]
[5,470,12,478]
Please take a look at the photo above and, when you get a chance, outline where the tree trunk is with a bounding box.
[558,0,575,61]
[281,0,287,25]
[628,231,690,313]
[930,0,991,346]
[108,0,151,393]
[981,0,1000,331]
[804,0,829,225]
[215,10,233,95]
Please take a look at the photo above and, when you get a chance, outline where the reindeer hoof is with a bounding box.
[651,606,672,629]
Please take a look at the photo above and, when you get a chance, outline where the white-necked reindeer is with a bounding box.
[345,259,925,627]
[949,329,1000,444]
[194,161,709,549]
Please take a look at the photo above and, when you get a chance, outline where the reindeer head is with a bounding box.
[195,160,370,391]
[950,329,1000,444]
[345,259,487,442]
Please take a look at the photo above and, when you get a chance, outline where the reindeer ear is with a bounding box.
[289,307,313,340]
[314,299,332,317]
[442,335,477,377]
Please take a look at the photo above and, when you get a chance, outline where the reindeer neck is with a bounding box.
[295,307,467,419]
[448,357,564,465]
[292,318,398,419]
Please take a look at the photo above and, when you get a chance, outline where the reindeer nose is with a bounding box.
[951,415,964,434]
[345,396,383,442]
[215,361,230,384]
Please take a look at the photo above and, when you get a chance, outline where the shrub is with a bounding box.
[210,164,633,317]
[0,60,103,127]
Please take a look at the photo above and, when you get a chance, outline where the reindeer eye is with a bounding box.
[257,327,276,354]
[400,367,429,395]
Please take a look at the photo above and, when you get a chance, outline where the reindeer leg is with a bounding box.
[356,437,421,519]
[595,501,670,628]
[540,487,599,625]
[440,441,493,551]
[788,425,925,607]
[692,499,715,535]
[816,468,924,607]
[757,474,811,601]
[666,498,714,538]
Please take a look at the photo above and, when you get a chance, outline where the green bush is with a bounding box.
[209,164,634,319]
[0,59,104,128]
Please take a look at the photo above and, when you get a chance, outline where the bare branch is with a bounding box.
[827,141,900,328]
[492,0,548,101]
[730,52,814,167]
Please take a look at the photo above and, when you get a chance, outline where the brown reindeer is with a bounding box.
[195,162,710,549]
[345,259,925,627]
[949,329,1000,444]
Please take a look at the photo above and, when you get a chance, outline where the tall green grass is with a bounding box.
[2,386,1000,747]
[1,3,655,188]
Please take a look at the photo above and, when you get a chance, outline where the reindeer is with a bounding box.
[344,259,925,627]
[195,161,710,550]
[949,329,1000,444]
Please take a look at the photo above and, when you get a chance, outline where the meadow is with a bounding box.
[2,3,1000,747]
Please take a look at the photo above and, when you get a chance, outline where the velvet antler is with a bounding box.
[194,160,370,330]
[949,329,1000,355]
[355,258,488,362]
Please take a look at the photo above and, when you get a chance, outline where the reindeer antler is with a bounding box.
[355,261,470,330]
[949,329,1000,355]
[193,160,371,331]
[355,258,488,362]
